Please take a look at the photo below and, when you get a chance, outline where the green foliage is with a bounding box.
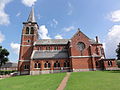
[0,73,65,90]
[116,60,120,68]
[65,71,120,90]
[0,46,9,67]
[0,70,17,75]
[116,43,120,59]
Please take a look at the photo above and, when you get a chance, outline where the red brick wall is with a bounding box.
[104,60,117,69]
[30,59,70,71]
[71,58,93,69]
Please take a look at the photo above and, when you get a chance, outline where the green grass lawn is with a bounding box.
[65,71,120,90]
[0,73,66,90]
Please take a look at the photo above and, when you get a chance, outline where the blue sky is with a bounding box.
[0,0,120,62]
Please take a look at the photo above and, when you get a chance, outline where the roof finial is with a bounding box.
[27,6,36,22]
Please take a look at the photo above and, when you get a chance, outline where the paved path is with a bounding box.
[57,72,71,90]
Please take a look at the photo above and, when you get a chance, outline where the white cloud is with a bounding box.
[55,34,63,39]
[0,31,5,43]
[22,0,37,7]
[109,10,120,22]
[50,19,58,28]
[10,42,20,55]
[104,25,120,58]
[67,2,73,15]
[39,25,51,39]
[16,12,21,17]
[63,26,75,32]
[0,0,12,25]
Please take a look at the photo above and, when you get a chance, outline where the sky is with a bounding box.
[0,0,120,62]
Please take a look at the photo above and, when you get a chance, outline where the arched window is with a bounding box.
[30,27,34,34]
[58,63,60,67]
[34,63,37,68]
[54,61,60,68]
[27,65,29,69]
[44,61,51,68]
[26,27,29,34]
[46,47,51,50]
[54,63,56,67]
[39,47,42,50]
[95,61,99,67]
[48,63,51,68]
[44,63,47,68]
[24,65,29,70]
[34,63,41,68]
[54,46,59,50]
[108,61,112,66]
[100,47,104,55]
[38,63,41,68]
[64,60,70,67]
[27,40,30,43]
[110,61,112,66]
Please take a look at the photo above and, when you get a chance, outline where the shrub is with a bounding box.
[116,60,120,68]
[0,70,17,75]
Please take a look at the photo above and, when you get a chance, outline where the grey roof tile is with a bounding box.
[35,39,69,45]
[31,50,69,59]
[1,62,18,68]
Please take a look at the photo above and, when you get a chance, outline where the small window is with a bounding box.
[39,47,42,50]
[95,61,99,67]
[27,40,30,43]
[110,61,112,66]
[30,27,34,34]
[44,63,47,68]
[38,63,41,68]
[54,63,56,67]
[64,60,70,67]
[26,27,29,34]
[54,46,59,50]
[108,61,112,66]
[46,47,51,50]
[44,61,51,68]
[34,63,37,68]
[100,47,104,55]
[48,63,51,68]
[54,61,60,68]
[24,65,29,70]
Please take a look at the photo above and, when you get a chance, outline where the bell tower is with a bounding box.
[18,7,39,75]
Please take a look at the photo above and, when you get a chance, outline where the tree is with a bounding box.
[116,43,120,68]
[116,43,120,60]
[0,46,9,68]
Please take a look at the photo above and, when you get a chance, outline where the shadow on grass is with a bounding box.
[102,70,120,73]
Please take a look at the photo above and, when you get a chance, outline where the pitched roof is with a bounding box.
[35,39,69,45]
[1,62,18,68]
[31,50,69,59]
[71,29,90,40]
[27,6,36,22]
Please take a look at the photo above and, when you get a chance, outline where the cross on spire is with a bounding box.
[27,6,36,22]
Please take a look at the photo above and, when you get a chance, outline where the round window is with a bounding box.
[77,42,85,51]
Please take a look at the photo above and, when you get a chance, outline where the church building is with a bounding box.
[18,7,117,75]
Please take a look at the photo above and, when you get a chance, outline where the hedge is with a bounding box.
[0,70,17,75]
[117,60,120,68]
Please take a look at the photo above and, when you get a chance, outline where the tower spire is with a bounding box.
[27,6,36,22]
